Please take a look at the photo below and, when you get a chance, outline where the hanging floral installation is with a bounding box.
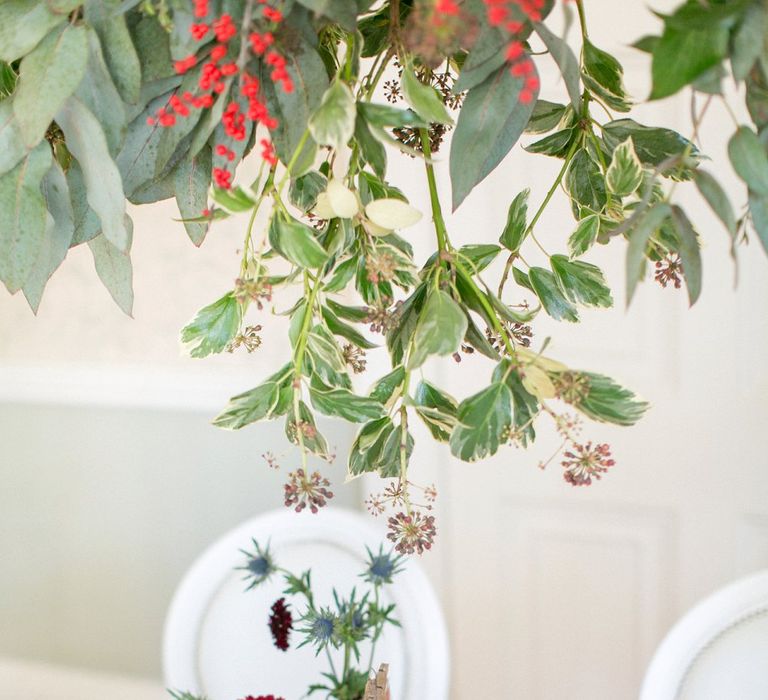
[1,0,766,557]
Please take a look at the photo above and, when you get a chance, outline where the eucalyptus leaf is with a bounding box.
[84,0,142,104]
[13,23,88,148]
[23,161,74,312]
[0,142,53,293]
[0,100,26,178]
[88,225,134,316]
[56,96,129,252]
[728,126,768,196]
[625,202,672,305]
[174,146,212,246]
[534,22,581,110]
[694,170,736,237]
[0,1,65,63]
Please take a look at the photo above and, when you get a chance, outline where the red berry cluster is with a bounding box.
[241,696,286,700]
[483,0,544,103]
[434,0,460,16]
[148,0,293,190]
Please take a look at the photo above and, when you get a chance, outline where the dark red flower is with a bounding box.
[268,598,293,651]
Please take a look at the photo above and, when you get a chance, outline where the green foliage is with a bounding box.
[2,0,767,518]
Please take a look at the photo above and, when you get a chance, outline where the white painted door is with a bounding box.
[404,2,768,698]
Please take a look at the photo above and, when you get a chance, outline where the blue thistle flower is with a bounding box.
[361,545,405,586]
[299,607,339,653]
[237,539,276,590]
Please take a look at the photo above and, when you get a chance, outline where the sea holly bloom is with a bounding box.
[361,545,405,586]
[238,539,277,589]
[561,441,615,486]
[268,597,293,651]
[299,607,339,652]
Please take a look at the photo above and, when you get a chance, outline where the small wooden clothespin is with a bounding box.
[363,663,391,700]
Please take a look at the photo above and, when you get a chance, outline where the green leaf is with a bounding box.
[731,3,766,81]
[321,305,376,349]
[408,289,468,369]
[748,190,768,256]
[13,23,88,148]
[88,226,134,316]
[269,216,329,269]
[492,360,539,446]
[606,137,644,197]
[259,29,327,173]
[582,39,631,112]
[213,365,295,430]
[565,150,606,213]
[22,161,74,312]
[524,100,567,135]
[348,417,393,477]
[0,99,27,178]
[457,244,502,273]
[602,119,697,176]
[728,126,768,196]
[310,376,386,423]
[534,22,581,110]
[414,381,458,442]
[369,365,406,405]
[499,189,529,253]
[401,66,452,126]
[625,202,672,305]
[528,267,579,322]
[129,15,174,84]
[454,3,507,93]
[354,115,387,180]
[286,400,330,459]
[0,142,52,294]
[650,21,728,100]
[670,205,702,306]
[174,146,212,246]
[568,214,600,258]
[55,96,129,252]
[0,1,64,63]
[571,372,648,426]
[449,382,512,462]
[524,128,575,158]
[84,0,141,104]
[323,257,357,293]
[294,0,358,31]
[290,171,327,213]
[180,293,241,358]
[357,102,428,129]
[309,79,356,152]
[550,254,613,308]
[67,160,101,246]
[450,64,538,211]
[76,28,126,156]
[694,170,736,237]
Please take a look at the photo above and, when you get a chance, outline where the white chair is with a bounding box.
[640,570,768,700]
[163,508,450,700]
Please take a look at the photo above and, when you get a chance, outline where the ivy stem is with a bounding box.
[575,0,589,41]
[498,138,580,296]
[419,128,451,254]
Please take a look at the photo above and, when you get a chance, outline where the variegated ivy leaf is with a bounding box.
[214,365,295,430]
[499,189,530,253]
[550,254,613,309]
[408,289,468,369]
[568,214,600,258]
[449,382,512,462]
[308,79,356,152]
[401,65,453,126]
[606,138,644,197]
[180,293,242,359]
